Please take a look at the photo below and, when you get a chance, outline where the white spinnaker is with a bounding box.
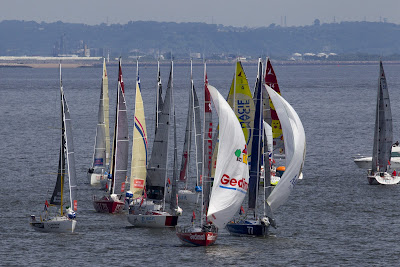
[207,85,249,229]
[265,85,306,213]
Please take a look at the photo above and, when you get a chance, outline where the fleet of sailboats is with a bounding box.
[30,65,78,233]
[39,56,400,248]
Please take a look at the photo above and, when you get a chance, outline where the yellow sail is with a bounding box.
[102,59,110,167]
[130,73,148,198]
[226,61,255,161]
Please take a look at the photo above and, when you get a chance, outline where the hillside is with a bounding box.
[1,20,400,60]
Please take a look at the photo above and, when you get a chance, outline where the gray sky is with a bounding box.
[2,0,399,27]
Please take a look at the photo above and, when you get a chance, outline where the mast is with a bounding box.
[59,64,64,216]
[192,61,203,188]
[171,89,178,211]
[63,82,77,212]
[248,59,263,217]
[201,62,213,227]
[155,60,163,133]
[110,58,129,195]
[103,59,110,168]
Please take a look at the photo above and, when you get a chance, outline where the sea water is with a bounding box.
[1,62,400,265]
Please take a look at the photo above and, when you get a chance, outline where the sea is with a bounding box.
[1,61,400,266]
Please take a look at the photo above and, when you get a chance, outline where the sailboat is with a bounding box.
[127,61,181,227]
[227,60,306,236]
[178,59,203,204]
[88,58,110,185]
[226,59,270,236]
[208,59,254,189]
[367,61,400,185]
[93,59,129,213]
[177,64,248,246]
[126,60,148,202]
[30,65,78,233]
[264,58,285,184]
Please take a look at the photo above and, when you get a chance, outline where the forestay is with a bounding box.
[62,90,78,211]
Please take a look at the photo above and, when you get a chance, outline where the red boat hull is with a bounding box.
[93,198,125,213]
[176,231,218,246]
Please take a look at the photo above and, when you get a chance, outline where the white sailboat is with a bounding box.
[88,58,110,185]
[354,146,400,169]
[126,60,148,202]
[178,59,202,204]
[93,59,129,213]
[367,61,400,185]
[30,65,78,233]
[177,65,248,245]
[127,61,181,227]
[226,59,270,236]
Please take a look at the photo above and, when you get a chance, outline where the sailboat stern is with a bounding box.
[176,225,218,246]
[226,219,268,236]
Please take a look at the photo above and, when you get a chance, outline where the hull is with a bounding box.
[176,230,218,246]
[30,216,76,233]
[355,146,400,169]
[127,213,178,228]
[93,196,125,213]
[88,172,104,185]
[368,172,400,185]
[178,189,199,204]
[226,220,268,236]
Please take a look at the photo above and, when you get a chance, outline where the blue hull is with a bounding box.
[226,222,268,236]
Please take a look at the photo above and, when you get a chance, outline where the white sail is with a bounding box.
[111,62,129,195]
[372,61,392,173]
[102,59,110,167]
[62,90,78,211]
[146,62,172,200]
[207,85,249,229]
[266,85,306,212]
[130,63,148,198]
[90,64,107,175]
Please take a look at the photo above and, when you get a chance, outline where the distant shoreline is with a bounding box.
[1,60,400,68]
